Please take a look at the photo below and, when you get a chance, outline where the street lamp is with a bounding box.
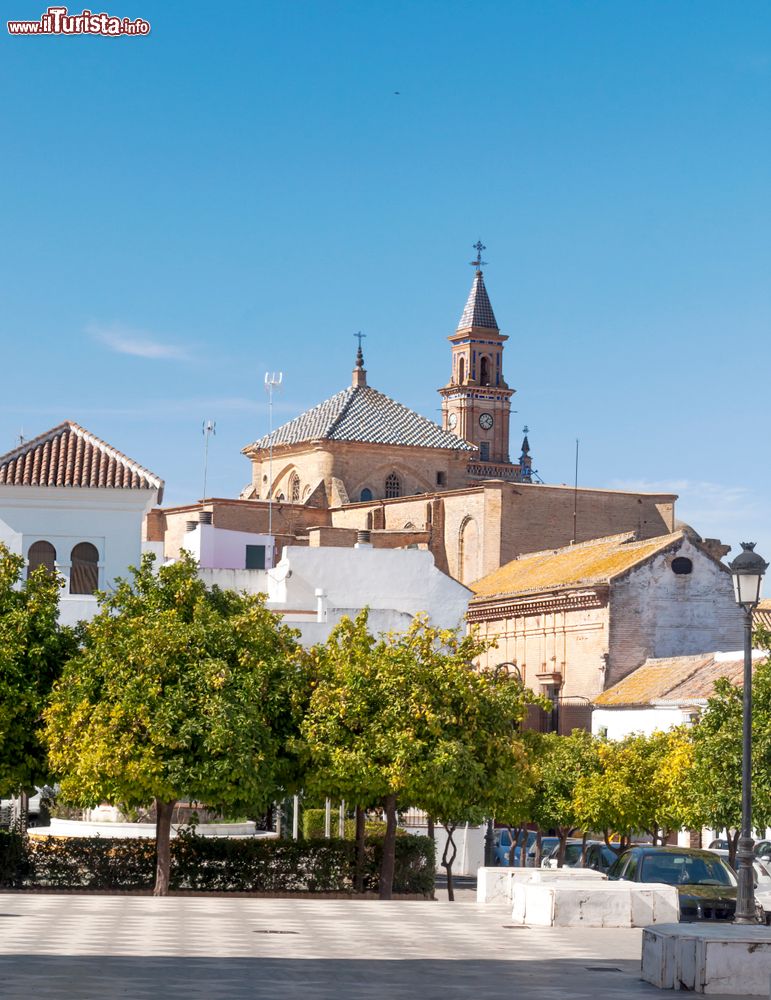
[729,542,768,924]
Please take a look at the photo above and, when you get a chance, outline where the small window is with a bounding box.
[458,357,465,384]
[480,442,490,462]
[70,542,99,595]
[289,472,300,503]
[360,488,373,502]
[671,557,693,576]
[245,545,266,570]
[27,540,56,579]
[385,473,401,499]
[480,356,491,386]
[436,471,446,486]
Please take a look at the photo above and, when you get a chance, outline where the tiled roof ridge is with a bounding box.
[0,420,163,492]
[325,384,364,438]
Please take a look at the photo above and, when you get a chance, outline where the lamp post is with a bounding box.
[729,542,768,924]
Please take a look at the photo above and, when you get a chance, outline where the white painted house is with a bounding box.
[0,421,163,626]
[182,525,471,644]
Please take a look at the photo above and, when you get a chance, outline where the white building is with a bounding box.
[0,421,163,626]
[591,649,767,741]
[181,522,471,644]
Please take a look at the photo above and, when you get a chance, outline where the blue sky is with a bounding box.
[1,0,770,562]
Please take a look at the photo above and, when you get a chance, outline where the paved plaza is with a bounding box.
[0,892,760,999]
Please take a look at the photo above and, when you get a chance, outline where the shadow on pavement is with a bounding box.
[0,955,684,1000]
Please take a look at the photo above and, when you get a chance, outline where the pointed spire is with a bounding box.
[457,269,498,331]
[352,332,367,388]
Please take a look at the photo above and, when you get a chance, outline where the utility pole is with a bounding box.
[572,438,579,544]
[264,372,283,544]
[202,420,216,498]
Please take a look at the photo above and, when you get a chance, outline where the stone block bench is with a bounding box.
[642,923,771,995]
[511,879,679,927]
[476,865,605,904]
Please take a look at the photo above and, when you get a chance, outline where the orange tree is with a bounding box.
[44,553,306,894]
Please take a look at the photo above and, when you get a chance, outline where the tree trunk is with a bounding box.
[442,823,458,901]
[506,825,519,866]
[519,829,528,867]
[153,798,176,896]
[728,829,740,870]
[580,831,588,867]
[378,794,398,900]
[557,829,569,868]
[354,805,366,894]
[427,815,435,841]
[534,829,543,868]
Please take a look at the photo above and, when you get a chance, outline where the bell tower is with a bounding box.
[439,243,514,466]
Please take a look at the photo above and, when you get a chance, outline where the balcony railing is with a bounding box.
[466,462,526,482]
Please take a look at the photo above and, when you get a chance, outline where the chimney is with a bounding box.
[355,529,372,548]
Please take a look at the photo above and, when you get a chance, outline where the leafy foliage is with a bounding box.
[530,729,600,857]
[0,832,435,895]
[0,545,75,797]
[43,553,307,893]
[573,729,695,847]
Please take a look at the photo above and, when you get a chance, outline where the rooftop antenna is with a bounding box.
[202,420,216,498]
[572,438,579,543]
[17,428,25,447]
[265,372,283,540]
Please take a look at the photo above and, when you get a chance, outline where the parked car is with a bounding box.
[607,846,764,922]
[707,838,730,851]
[754,840,771,861]
[542,838,618,872]
[526,836,560,867]
[706,848,771,890]
[493,828,536,866]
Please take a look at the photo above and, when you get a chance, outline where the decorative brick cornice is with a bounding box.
[467,587,607,623]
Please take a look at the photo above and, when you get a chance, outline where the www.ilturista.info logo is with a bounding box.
[8,6,150,35]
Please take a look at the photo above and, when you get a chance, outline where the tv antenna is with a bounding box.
[265,372,283,539]
[202,420,216,499]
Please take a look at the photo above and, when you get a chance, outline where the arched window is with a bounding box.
[276,492,285,502]
[480,356,490,386]
[458,516,479,585]
[289,472,300,503]
[458,357,465,384]
[70,542,99,595]
[27,540,56,579]
[360,487,373,502]
[385,473,401,499]
[302,484,311,500]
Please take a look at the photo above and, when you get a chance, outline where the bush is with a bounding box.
[0,832,435,895]
[0,831,30,887]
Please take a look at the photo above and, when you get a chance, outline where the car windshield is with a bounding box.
[640,853,735,887]
[564,843,583,864]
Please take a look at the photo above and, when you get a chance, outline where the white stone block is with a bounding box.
[511,880,679,927]
[476,865,606,904]
[642,924,771,995]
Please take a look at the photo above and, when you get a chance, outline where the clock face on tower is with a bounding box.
[448,412,458,430]
[479,412,494,430]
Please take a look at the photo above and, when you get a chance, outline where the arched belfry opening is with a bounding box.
[480,356,490,386]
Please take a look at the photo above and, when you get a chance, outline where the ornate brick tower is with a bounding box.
[439,244,515,470]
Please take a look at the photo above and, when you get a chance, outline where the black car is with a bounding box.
[607,846,750,922]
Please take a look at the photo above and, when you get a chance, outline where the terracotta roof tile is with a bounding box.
[0,422,163,496]
[594,651,766,707]
[470,531,683,600]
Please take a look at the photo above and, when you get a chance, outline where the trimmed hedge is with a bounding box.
[0,831,435,896]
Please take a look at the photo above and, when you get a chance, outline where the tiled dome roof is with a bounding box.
[245,385,475,452]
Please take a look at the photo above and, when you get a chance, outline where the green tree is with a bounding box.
[0,544,75,802]
[44,554,305,894]
[530,729,600,864]
[573,730,695,851]
[301,611,533,899]
[691,635,771,866]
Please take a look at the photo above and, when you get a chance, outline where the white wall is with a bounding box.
[592,706,688,741]
[182,523,275,570]
[0,484,159,626]
[608,537,744,688]
[195,540,472,645]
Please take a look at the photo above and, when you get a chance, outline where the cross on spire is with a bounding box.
[469,240,487,271]
[354,331,366,350]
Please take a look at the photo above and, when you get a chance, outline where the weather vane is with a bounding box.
[469,240,487,271]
